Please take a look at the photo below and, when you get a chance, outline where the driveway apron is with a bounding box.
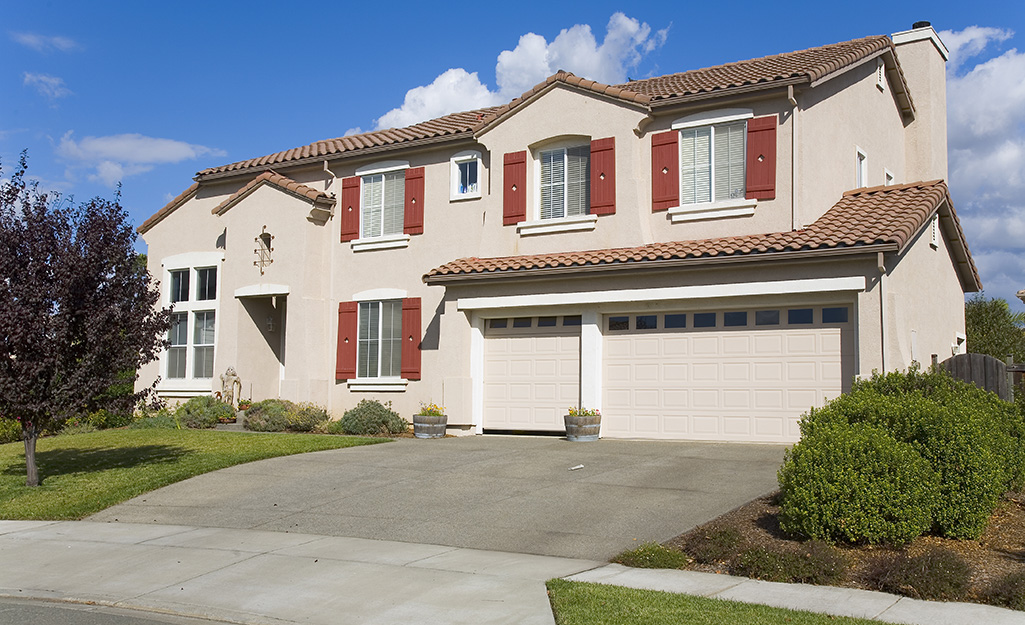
[89,436,785,560]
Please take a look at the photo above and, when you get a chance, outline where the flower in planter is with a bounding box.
[237,399,252,411]
[417,402,445,416]
[567,406,601,417]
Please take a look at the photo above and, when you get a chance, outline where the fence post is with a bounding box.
[1007,355,1015,403]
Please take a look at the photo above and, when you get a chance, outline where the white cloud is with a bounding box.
[56,132,226,187]
[374,12,667,130]
[10,32,79,53]
[23,73,72,100]
[343,127,364,136]
[940,26,1012,72]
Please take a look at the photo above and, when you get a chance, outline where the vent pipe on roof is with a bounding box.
[913,21,931,29]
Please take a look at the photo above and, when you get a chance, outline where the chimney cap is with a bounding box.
[913,21,932,29]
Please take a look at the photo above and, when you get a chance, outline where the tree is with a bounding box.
[965,293,1025,362]
[0,154,171,486]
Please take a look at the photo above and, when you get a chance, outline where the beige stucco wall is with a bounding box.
[894,33,949,183]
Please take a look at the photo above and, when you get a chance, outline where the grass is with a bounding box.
[0,428,385,520]
[546,580,884,625]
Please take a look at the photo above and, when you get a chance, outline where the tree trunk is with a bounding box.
[23,424,39,487]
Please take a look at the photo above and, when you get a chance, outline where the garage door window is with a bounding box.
[788,308,814,324]
[513,318,533,328]
[609,316,630,331]
[823,307,849,323]
[489,319,508,329]
[665,314,687,328]
[563,315,582,326]
[724,311,748,327]
[636,315,658,330]
[694,312,717,328]
[538,316,558,327]
[756,310,780,326]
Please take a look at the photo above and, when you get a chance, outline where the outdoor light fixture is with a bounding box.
[266,315,275,333]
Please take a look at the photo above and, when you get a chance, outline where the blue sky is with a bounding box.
[3,1,1025,308]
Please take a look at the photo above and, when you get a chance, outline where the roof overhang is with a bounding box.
[235,283,290,298]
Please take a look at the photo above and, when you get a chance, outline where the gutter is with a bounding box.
[647,77,809,110]
[424,242,898,285]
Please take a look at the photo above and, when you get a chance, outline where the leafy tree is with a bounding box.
[0,154,171,486]
[965,293,1025,362]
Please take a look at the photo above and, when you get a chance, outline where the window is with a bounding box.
[538,316,557,327]
[694,312,716,328]
[513,317,532,328]
[665,314,687,329]
[636,315,657,330]
[163,259,220,386]
[167,313,188,379]
[361,171,405,238]
[196,267,217,301]
[856,148,867,188]
[755,310,780,326]
[170,270,189,303]
[489,319,508,329]
[540,146,590,219]
[609,316,629,331]
[562,315,582,326]
[358,301,402,378]
[680,121,746,205]
[788,308,814,324]
[193,311,215,378]
[724,311,748,327]
[823,307,849,323]
[451,151,481,200]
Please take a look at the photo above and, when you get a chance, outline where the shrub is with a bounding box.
[794,540,847,585]
[285,402,329,432]
[338,400,408,436]
[778,420,938,544]
[83,409,133,430]
[612,543,690,569]
[175,395,234,429]
[729,541,845,585]
[129,412,179,429]
[874,547,971,601]
[683,525,744,564]
[986,571,1025,610]
[244,399,293,432]
[0,419,22,444]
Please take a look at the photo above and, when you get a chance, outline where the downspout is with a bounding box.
[878,251,887,373]
[788,85,799,231]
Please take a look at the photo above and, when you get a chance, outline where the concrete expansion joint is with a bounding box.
[869,596,909,620]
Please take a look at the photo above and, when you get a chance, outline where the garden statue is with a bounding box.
[220,366,242,406]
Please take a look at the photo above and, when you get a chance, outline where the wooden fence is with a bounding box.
[937,353,1021,402]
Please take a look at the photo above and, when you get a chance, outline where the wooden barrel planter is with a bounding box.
[564,414,600,442]
[413,414,447,439]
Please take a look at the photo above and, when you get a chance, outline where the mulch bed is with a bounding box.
[664,491,1025,603]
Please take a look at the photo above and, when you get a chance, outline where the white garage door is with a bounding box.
[483,316,581,431]
[602,306,853,442]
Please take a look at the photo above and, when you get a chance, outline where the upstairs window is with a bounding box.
[680,121,746,205]
[540,145,590,219]
[170,270,189,303]
[196,267,217,301]
[451,151,481,200]
[361,171,405,238]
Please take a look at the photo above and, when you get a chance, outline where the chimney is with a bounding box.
[892,22,949,182]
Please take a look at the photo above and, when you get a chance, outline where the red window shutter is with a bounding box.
[590,137,616,215]
[503,151,526,225]
[651,131,679,212]
[340,176,360,242]
[403,167,425,235]
[335,301,357,380]
[401,298,422,380]
[746,116,777,200]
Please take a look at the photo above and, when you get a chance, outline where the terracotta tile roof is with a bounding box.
[137,182,198,234]
[197,107,503,179]
[616,35,894,102]
[211,170,333,216]
[425,181,980,290]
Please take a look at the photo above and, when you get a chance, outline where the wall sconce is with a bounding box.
[266,315,276,333]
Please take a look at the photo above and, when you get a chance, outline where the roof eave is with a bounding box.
[646,76,809,109]
[423,243,899,285]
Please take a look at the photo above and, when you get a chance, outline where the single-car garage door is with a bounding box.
[602,306,854,442]
[483,315,581,432]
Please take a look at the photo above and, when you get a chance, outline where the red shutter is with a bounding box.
[746,116,777,200]
[335,301,357,380]
[503,151,526,225]
[340,176,360,242]
[403,167,424,235]
[651,131,679,211]
[590,137,616,215]
[401,298,422,380]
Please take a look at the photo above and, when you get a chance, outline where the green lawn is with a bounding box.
[0,429,384,520]
[546,580,882,625]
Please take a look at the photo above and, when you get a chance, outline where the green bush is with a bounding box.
[778,420,938,545]
[874,547,971,601]
[793,540,847,585]
[683,525,744,564]
[729,541,845,585]
[174,396,233,429]
[129,413,179,429]
[0,419,22,444]
[244,399,293,432]
[84,409,133,430]
[60,420,99,435]
[338,400,408,436]
[286,402,329,432]
[986,571,1025,610]
[612,543,690,569]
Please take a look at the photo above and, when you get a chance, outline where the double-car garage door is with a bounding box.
[482,306,852,442]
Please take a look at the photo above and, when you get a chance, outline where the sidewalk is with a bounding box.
[1,520,1021,625]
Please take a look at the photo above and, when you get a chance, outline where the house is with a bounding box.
[136,23,979,443]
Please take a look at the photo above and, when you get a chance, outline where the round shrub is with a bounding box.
[244,399,293,432]
[285,402,329,432]
[875,547,971,601]
[337,400,408,436]
[175,396,234,429]
[778,420,938,545]
[0,419,22,444]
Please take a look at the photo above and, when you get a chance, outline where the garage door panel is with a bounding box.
[692,363,718,381]
[664,363,688,381]
[722,335,751,354]
[663,336,689,356]
[754,362,783,381]
[723,390,750,408]
[753,334,784,355]
[722,362,750,381]
[692,336,719,355]
[692,389,719,408]
[634,363,660,382]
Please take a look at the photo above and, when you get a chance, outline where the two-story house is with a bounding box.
[136,23,979,443]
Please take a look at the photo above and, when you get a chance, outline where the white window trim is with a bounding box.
[355,160,410,176]
[855,147,868,188]
[347,379,409,392]
[157,252,223,392]
[669,198,756,223]
[351,233,411,252]
[517,213,598,236]
[531,138,591,222]
[450,150,482,201]
[672,108,753,130]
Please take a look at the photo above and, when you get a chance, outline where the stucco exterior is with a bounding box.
[137,25,978,441]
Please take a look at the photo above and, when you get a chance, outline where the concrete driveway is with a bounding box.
[89,436,785,560]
